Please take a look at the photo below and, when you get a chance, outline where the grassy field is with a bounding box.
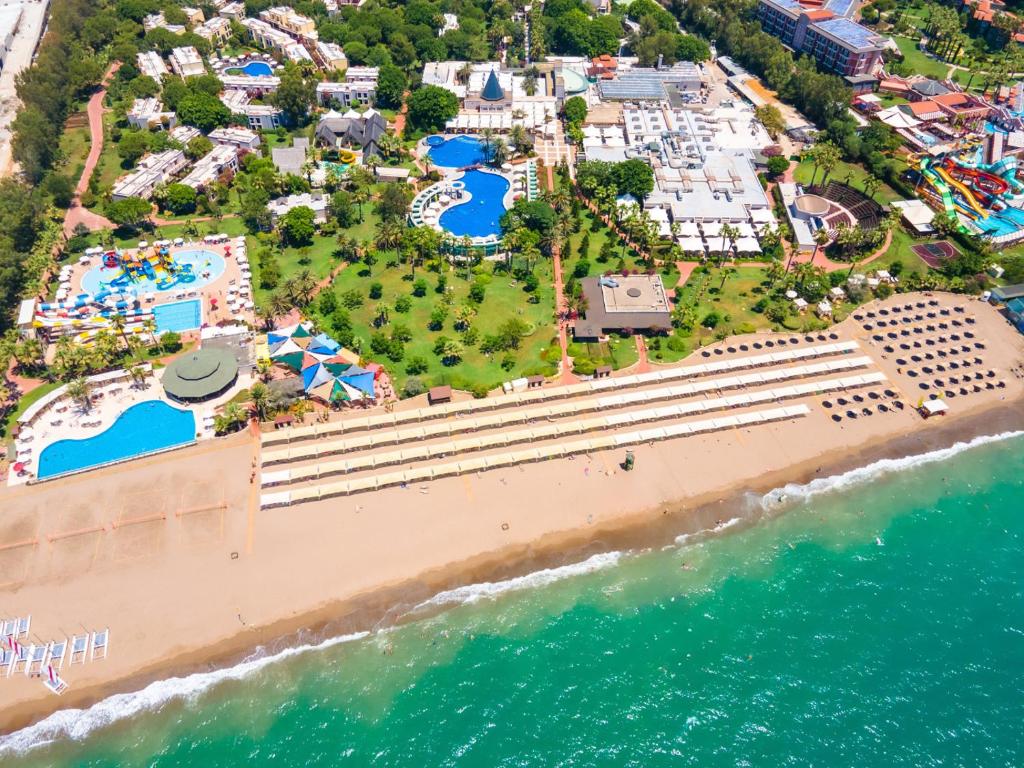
[1,381,61,442]
[793,158,902,203]
[308,257,559,394]
[59,124,91,186]
[891,36,951,80]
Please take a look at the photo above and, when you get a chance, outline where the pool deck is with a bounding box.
[8,367,254,487]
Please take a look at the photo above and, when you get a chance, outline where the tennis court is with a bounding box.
[910,241,958,269]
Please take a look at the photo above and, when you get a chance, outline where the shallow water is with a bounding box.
[7,433,1024,767]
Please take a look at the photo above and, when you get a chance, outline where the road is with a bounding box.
[0,0,51,177]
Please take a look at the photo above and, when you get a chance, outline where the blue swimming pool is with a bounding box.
[439,170,510,238]
[37,400,196,479]
[153,299,202,333]
[81,249,225,296]
[225,61,274,77]
[427,135,488,168]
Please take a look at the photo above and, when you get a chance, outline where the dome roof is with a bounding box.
[481,69,505,101]
[162,348,239,401]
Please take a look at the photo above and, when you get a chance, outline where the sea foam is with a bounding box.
[0,631,369,758]
[413,551,623,610]
[760,430,1024,509]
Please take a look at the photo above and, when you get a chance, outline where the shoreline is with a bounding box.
[2,399,1021,738]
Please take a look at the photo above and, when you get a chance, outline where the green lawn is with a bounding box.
[307,258,558,395]
[793,158,902,203]
[891,36,951,80]
[1,381,61,442]
[879,228,930,277]
[675,265,778,340]
[59,125,91,186]
[567,336,639,373]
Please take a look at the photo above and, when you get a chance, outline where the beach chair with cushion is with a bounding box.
[16,615,30,638]
[7,644,29,677]
[43,670,69,696]
[1,618,15,638]
[0,647,12,673]
[47,638,68,670]
[69,634,89,665]
[26,644,46,676]
[90,629,109,661]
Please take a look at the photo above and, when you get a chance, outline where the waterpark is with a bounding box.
[31,237,253,345]
[913,149,1024,244]
[411,135,539,256]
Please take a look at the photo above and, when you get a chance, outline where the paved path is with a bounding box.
[633,335,650,373]
[63,62,121,237]
[551,240,578,385]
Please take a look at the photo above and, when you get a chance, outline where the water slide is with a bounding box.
[933,166,988,219]
[141,259,157,281]
[919,158,959,220]
[947,163,1009,196]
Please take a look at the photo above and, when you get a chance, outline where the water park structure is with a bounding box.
[914,150,1024,244]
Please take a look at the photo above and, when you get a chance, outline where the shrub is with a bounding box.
[369,281,383,299]
[394,295,412,313]
[402,376,425,397]
[412,278,428,297]
[405,356,428,375]
[341,289,364,309]
[469,282,486,303]
[160,331,182,353]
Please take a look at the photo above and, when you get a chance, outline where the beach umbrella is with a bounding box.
[12,462,24,474]
[308,333,340,356]
[338,370,376,398]
[302,362,335,391]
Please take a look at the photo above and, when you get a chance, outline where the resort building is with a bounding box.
[597,62,705,103]
[136,50,169,82]
[314,41,347,72]
[267,192,329,224]
[756,0,885,79]
[126,98,176,131]
[179,144,240,190]
[181,7,205,25]
[208,126,262,151]
[259,6,317,40]
[422,61,467,98]
[169,46,206,78]
[111,149,189,201]
[464,69,512,112]
[220,89,284,130]
[315,109,387,157]
[316,80,376,108]
[162,349,240,403]
[440,13,459,35]
[0,4,23,70]
[218,1,245,20]
[572,274,673,340]
[143,12,185,34]
[241,18,306,60]
[169,125,201,146]
[344,66,381,84]
[195,16,232,43]
[219,74,281,95]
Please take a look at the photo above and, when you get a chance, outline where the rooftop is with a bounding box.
[162,348,240,401]
[812,17,885,50]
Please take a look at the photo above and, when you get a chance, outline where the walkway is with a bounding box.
[63,62,121,237]
[633,335,650,374]
[551,239,578,385]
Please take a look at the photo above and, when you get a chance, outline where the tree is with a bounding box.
[107,197,152,230]
[406,85,459,133]
[249,381,270,421]
[162,183,198,214]
[563,95,587,125]
[376,63,407,109]
[65,377,92,411]
[766,155,790,177]
[330,190,355,228]
[279,206,317,246]
[118,131,151,165]
[375,182,412,222]
[754,105,786,140]
[805,141,841,188]
[177,91,231,132]
[615,159,655,204]
[185,135,213,160]
[274,65,315,125]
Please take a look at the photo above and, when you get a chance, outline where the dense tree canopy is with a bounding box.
[405,85,458,133]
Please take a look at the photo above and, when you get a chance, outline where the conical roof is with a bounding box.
[481,69,504,101]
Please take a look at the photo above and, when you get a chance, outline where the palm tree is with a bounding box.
[142,317,158,348]
[480,128,495,164]
[808,227,831,268]
[718,223,739,265]
[256,304,276,331]
[128,364,148,389]
[766,259,785,287]
[719,266,737,291]
[491,138,509,167]
[375,218,405,256]
[862,175,881,201]
[109,313,130,350]
[66,377,92,412]
[249,381,270,421]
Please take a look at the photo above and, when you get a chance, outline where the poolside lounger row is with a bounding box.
[262,342,861,446]
[261,356,877,466]
[261,405,812,508]
[262,374,883,489]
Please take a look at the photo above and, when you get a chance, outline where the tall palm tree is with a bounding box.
[480,128,495,164]
[375,218,404,256]
[109,313,130,350]
[66,377,92,412]
[718,223,739,265]
[249,381,270,421]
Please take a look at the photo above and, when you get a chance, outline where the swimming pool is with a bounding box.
[427,135,488,168]
[81,249,226,296]
[439,170,510,238]
[225,61,274,77]
[37,400,196,479]
[153,299,202,333]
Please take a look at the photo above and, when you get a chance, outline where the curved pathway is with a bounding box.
[63,62,120,237]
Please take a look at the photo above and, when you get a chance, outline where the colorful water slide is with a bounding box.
[988,156,1024,193]
[141,259,157,281]
[919,157,959,219]
[933,166,988,219]
[948,163,1008,196]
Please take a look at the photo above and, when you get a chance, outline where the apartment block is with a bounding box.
[259,6,317,39]
[179,145,240,189]
[111,150,188,201]
[169,46,206,77]
[316,80,376,108]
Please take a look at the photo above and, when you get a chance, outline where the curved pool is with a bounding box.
[439,170,510,238]
[38,400,196,479]
[225,61,274,77]
[428,135,488,168]
[81,249,226,296]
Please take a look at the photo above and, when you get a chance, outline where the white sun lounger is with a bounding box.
[90,629,109,661]
[46,638,68,670]
[7,645,28,676]
[16,616,30,638]
[0,619,15,638]
[25,644,46,676]
[0,648,12,672]
[69,634,89,665]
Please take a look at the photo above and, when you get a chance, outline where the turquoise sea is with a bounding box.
[5,432,1024,767]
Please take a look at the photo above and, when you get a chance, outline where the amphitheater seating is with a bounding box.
[816,182,883,230]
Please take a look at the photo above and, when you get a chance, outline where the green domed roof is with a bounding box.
[162,348,239,401]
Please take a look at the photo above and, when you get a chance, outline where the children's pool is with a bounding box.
[81,249,226,296]
[439,170,510,238]
[153,299,202,333]
[427,135,488,168]
[225,61,274,77]
[37,400,196,479]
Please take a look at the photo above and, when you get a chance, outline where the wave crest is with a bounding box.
[760,430,1023,509]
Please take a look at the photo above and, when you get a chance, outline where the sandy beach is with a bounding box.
[1,291,1023,734]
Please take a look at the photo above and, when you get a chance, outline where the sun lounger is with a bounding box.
[90,629,109,661]
[47,638,68,670]
[7,645,28,676]
[26,644,46,676]
[1,618,16,637]
[69,633,89,665]
[16,615,30,638]
[0,648,12,672]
